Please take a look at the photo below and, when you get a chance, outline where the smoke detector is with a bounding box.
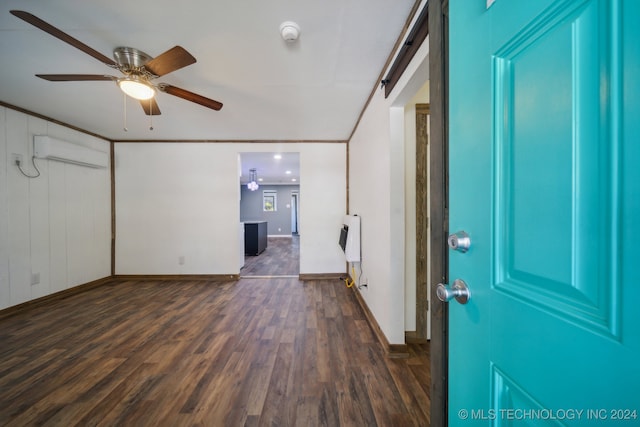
[280,21,300,42]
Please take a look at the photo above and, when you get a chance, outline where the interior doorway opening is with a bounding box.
[239,152,300,277]
[387,58,431,345]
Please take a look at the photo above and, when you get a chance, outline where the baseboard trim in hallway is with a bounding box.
[299,273,344,281]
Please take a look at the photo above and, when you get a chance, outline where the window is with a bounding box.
[263,190,277,212]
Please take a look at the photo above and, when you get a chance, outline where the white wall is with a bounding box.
[348,6,429,344]
[115,142,346,275]
[299,144,347,274]
[0,107,111,310]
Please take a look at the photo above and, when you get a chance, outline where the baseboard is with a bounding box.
[350,285,410,358]
[0,276,113,321]
[112,274,239,282]
[299,273,345,281]
[405,330,429,344]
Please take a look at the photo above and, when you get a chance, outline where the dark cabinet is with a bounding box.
[244,221,267,255]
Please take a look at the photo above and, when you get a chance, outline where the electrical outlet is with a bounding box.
[31,272,40,285]
[178,256,185,265]
[11,153,23,166]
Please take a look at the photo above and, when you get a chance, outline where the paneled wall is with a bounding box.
[0,107,111,310]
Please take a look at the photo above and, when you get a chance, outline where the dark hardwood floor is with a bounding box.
[0,277,430,426]
[242,236,300,277]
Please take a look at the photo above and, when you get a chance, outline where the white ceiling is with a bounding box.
[0,0,418,143]
[240,152,299,185]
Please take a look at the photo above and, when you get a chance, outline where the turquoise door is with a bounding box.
[448,0,639,425]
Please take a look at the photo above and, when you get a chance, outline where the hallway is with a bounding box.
[241,236,300,277]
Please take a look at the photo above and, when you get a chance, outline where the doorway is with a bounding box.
[239,152,301,277]
[291,191,299,235]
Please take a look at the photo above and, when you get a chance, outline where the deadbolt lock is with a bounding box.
[448,230,471,253]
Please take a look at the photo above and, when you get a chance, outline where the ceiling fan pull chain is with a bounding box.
[149,101,154,130]
[123,93,128,132]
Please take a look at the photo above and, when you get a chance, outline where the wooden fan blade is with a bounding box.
[10,10,117,67]
[159,84,223,111]
[144,46,196,77]
[140,98,161,116]
[36,74,115,81]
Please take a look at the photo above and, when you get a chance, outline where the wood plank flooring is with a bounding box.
[0,278,430,426]
[242,236,300,277]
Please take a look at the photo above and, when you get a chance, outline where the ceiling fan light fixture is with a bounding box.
[118,77,156,100]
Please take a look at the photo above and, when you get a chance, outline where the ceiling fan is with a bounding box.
[10,10,223,116]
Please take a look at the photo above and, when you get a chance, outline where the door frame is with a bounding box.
[415,103,431,340]
[428,0,449,426]
[291,191,299,234]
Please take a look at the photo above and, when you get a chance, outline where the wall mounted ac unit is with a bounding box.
[33,135,108,168]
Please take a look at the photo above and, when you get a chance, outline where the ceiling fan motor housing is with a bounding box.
[113,47,152,69]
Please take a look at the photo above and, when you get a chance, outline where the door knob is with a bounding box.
[436,279,471,304]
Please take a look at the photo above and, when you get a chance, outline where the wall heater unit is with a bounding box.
[339,215,361,262]
[33,135,108,168]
